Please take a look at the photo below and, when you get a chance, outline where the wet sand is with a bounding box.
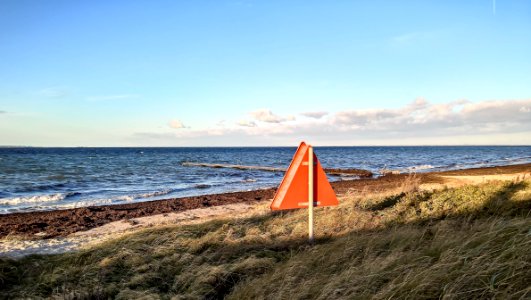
[1,163,529,239]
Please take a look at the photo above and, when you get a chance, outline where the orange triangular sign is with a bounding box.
[270,142,338,210]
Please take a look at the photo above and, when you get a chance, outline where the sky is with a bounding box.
[0,0,530,146]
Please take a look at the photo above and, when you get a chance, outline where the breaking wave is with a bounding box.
[114,189,175,202]
[0,192,79,206]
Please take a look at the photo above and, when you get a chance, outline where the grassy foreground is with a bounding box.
[1,178,530,299]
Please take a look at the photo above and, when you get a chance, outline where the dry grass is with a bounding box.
[1,179,530,299]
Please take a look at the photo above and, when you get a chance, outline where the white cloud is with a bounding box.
[249,109,295,123]
[86,94,140,101]
[331,99,531,134]
[237,120,257,127]
[168,119,187,129]
[460,100,531,123]
[300,111,328,119]
[134,99,531,146]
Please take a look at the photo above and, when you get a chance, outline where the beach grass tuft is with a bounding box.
[1,179,530,299]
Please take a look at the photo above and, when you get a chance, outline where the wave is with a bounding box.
[0,188,175,208]
[182,162,285,172]
[114,189,175,202]
[182,162,374,176]
[194,184,212,189]
[24,198,117,212]
[45,174,67,180]
[395,156,531,174]
[438,156,531,172]
[0,189,176,213]
[13,182,68,193]
[0,192,79,206]
[137,189,173,198]
[193,179,256,190]
[496,156,531,164]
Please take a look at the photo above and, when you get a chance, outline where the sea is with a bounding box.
[0,146,530,214]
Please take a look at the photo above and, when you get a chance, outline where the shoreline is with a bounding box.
[1,163,529,239]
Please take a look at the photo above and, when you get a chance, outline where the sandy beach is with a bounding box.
[0,163,529,258]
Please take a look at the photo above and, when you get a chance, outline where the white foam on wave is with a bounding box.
[114,195,135,202]
[139,189,173,198]
[0,198,119,214]
[0,193,67,206]
[0,189,176,213]
[2,189,184,213]
[113,189,175,202]
[57,198,115,209]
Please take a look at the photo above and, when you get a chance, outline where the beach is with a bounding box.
[1,163,529,258]
[1,162,530,298]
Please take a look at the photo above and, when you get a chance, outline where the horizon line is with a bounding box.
[1,144,531,148]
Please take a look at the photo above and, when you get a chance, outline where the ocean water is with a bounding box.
[0,146,529,214]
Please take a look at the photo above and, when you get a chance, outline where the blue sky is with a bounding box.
[0,0,530,146]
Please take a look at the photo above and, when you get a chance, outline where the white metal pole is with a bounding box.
[308,146,314,243]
